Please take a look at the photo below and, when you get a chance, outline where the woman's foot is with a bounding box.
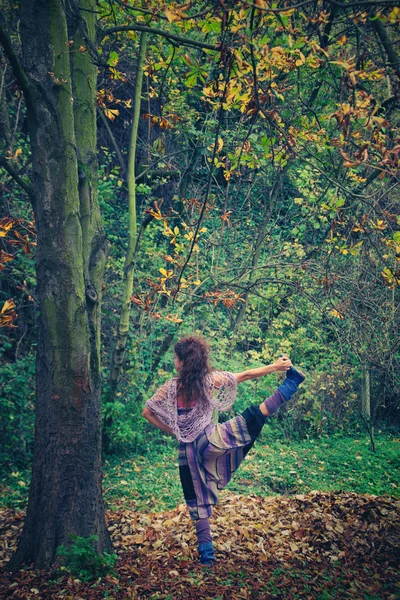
[198,541,216,566]
[286,365,305,384]
[278,366,305,401]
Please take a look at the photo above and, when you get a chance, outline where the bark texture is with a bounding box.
[7,0,111,570]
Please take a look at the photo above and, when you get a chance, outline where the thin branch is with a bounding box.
[99,25,221,51]
[0,156,34,199]
[0,23,34,113]
[96,106,127,175]
[136,146,206,183]
[246,0,399,10]
[172,59,230,300]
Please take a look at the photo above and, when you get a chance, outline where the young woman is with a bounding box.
[142,336,305,566]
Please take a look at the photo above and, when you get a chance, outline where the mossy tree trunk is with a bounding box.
[6,0,111,570]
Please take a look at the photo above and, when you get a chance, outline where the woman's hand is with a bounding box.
[273,355,292,372]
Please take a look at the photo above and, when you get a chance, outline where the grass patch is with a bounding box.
[1,431,399,512]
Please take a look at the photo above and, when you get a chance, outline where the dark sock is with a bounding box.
[195,517,212,544]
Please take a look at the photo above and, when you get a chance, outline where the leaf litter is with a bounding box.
[0,491,399,599]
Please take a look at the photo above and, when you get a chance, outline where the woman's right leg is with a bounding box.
[178,439,217,565]
[195,518,215,565]
[195,517,212,544]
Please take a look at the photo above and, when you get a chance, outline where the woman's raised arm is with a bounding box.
[234,355,292,384]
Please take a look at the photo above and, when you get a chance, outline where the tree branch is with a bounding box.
[0,23,34,114]
[96,106,127,175]
[247,0,399,10]
[370,16,400,77]
[0,156,34,199]
[99,25,221,51]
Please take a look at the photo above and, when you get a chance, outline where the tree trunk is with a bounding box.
[7,0,111,570]
[0,66,12,147]
[361,365,371,420]
[361,364,375,452]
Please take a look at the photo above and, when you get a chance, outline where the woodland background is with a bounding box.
[0,0,399,598]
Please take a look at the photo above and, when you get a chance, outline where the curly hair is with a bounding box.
[174,336,211,408]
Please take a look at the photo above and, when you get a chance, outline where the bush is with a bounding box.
[0,353,35,470]
[278,365,361,439]
[55,535,117,581]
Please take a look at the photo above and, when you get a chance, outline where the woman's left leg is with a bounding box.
[203,365,306,489]
[260,366,306,417]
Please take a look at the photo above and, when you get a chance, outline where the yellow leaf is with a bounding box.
[159,268,167,277]
[165,8,178,22]
[246,542,255,551]
[104,108,119,121]
[1,298,15,314]
[0,221,13,236]
[132,534,145,544]
[330,309,344,319]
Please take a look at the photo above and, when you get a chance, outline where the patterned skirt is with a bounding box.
[178,405,267,520]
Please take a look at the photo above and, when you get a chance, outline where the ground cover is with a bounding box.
[0,432,399,599]
[0,491,399,599]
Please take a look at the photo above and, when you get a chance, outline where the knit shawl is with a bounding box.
[145,371,238,443]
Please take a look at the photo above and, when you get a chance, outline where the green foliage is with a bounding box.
[55,535,117,581]
[0,354,35,469]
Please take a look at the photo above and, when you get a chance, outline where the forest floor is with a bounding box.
[1,432,399,599]
[0,490,399,599]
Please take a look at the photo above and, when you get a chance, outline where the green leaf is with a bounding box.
[186,73,197,88]
[393,231,400,244]
[107,51,119,67]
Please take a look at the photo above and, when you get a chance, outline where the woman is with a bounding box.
[142,336,305,566]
